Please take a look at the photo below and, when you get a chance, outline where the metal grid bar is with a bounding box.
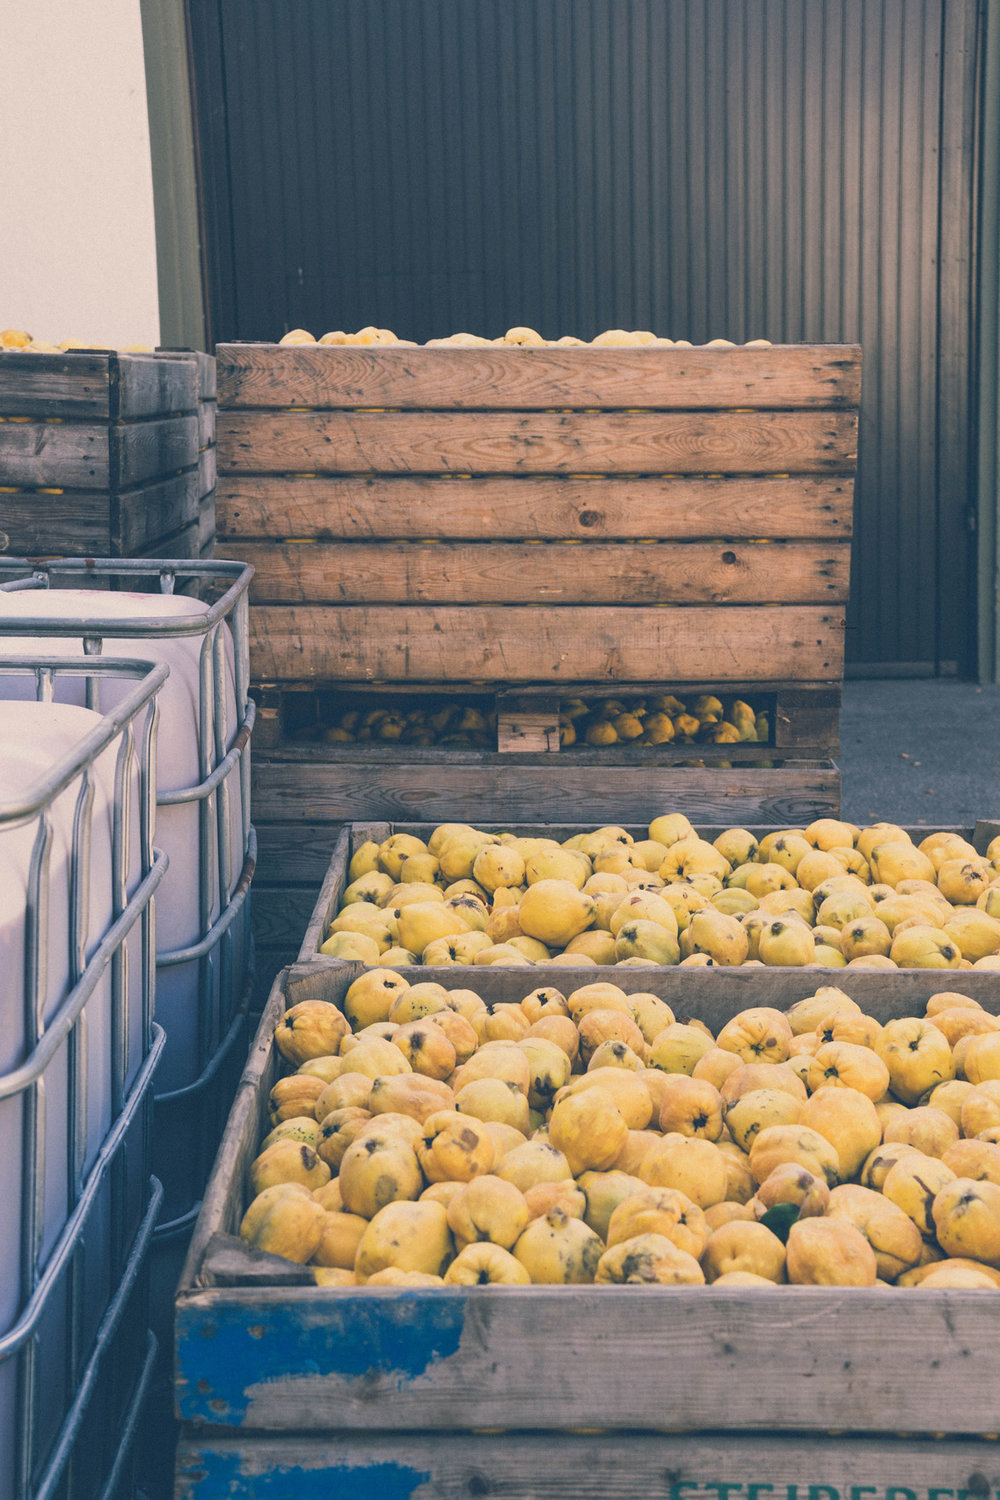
[0,558,257,1106]
[0,656,165,1499]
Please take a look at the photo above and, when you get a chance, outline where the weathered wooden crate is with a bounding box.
[216,340,857,691]
[250,817,1000,1011]
[223,342,859,946]
[174,959,1000,1499]
[0,349,209,561]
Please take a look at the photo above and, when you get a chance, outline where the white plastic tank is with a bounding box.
[0,700,146,1500]
[0,589,249,1111]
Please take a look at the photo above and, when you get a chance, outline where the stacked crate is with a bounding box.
[214,340,859,987]
[0,349,210,561]
[174,956,1000,1498]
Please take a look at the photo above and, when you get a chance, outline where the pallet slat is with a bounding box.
[250,757,841,825]
[174,1431,1000,1500]
[216,473,855,543]
[249,603,845,684]
[239,539,850,606]
[217,342,862,410]
[219,408,857,476]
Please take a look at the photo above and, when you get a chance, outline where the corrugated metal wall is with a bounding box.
[188,0,983,675]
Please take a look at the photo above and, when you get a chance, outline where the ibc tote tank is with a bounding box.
[0,662,164,1500]
[0,563,255,1236]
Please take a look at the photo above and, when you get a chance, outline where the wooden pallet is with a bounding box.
[0,349,211,560]
[174,958,1000,1498]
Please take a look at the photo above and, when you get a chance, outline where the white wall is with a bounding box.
[0,0,160,348]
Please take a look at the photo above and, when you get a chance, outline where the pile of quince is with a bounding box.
[241,976,1000,1288]
[320,815,1000,971]
[276,325,772,349]
[307,699,495,749]
[561,693,768,749]
[1,329,154,353]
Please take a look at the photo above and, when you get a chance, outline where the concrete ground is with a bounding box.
[838,678,1000,828]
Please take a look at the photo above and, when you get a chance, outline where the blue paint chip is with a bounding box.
[185,1452,431,1498]
[177,1292,469,1425]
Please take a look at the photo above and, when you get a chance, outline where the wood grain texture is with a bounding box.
[216,473,856,543]
[248,604,846,684]
[114,415,200,487]
[216,341,862,411]
[118,471,202,553]
[0,415,199,490]
[198,400,216,451]
[116,354,198,420]
[240,539,851,606]
[250,757,840,825]
[0,353,113,417]
[218,408,858,475]
[175,1431,1000,1498]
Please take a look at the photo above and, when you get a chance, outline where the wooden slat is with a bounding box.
[0,419,111,488]
[216,473,856,542]
[250,756,840,825]
[118,470,202,554]
[248,604,846,684]
[198,443,217,499]
[0,353,113,417]
[0,415,198,490]
[114,415,199,487]
[254,820,347,884]
[175,1431,1000,1498]
[773,685,843,750]
[496,696,561,751]
[287,952,1000,1010]
[251,885,326,950]
[241,539,851,606]
[0,491,117,555]
[216,341,862,411]
[116,354,198,420]
[198,401,216,451]
[218,409,858,476]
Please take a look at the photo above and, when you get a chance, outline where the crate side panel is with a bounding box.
[117,470,202,554]
[0,421,111,489]
[116,354,199,419]
[250,757,841,825]
[173,1282,1000,1434]
[248,604,846,684]
[216,342,862,411]
[174,1432,1000,1499]
[218,409,858,476]
[216,474,856,543]
[0,354,113,417]
[113,416,200,488]
[0,492,118,555]
[240,539,851,606]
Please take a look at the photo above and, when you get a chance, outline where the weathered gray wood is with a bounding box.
[251,886,325,950]
[219,408,858,476]
[114,414,199,487]
[175,1430,1000,1498]
[248,604,846,685]
[250,756,841,825]
[198,442,217,499]
[295,825,350,960]
[199,1233,315,1287]
[118,470,202,553]
[116,354,198,420]
[0,353,113,417]
[0,414,198,490]
[198,400,216,451]
[240,539,851,607]
[216,473,856,543]
[216,341,863,411]
[253,821,348,884]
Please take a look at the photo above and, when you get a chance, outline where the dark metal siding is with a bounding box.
[188,0,982,674]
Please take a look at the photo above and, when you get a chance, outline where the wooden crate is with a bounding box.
[174,959,1000,1498]
[250,817,1000,1011]
[0,349,209,560]
[216,340,857,690]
